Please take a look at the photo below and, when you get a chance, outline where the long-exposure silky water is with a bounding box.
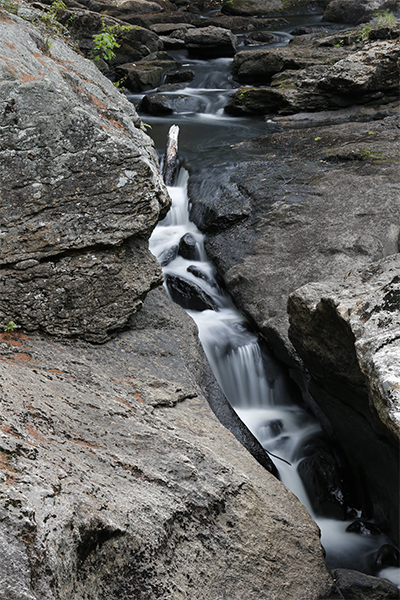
[149,165,400,586]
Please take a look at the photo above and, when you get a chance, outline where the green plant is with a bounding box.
[375,9,396,28]
[334,39,344,48]
[1,0,19,14]
[140,121,152,129]
[42,35,53,54]
[40,0,66,25]
[91,22,132,64]
[357,24,371,42]
[314,137,321,141]
[4,321,17,333]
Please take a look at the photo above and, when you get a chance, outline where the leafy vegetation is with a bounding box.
[375,9,396,28]
[4,321,17,333]
[91,22,132,64]
[0,0,19,15]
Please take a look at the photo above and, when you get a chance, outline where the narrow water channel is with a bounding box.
[132,15,400,586]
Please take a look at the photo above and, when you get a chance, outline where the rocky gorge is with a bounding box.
[0,0,400,598]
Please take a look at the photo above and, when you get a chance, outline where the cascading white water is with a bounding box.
[150,167,400,585]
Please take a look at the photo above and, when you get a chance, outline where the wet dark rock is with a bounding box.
[187,265,222,288]
[244,31,277,45]
[373,544,400,570]
[139,90,207,114]
[149,21,196,35]
[117,52,177,92]
[188,168,251,232]
[165,274,218,311]
[346,520,382,536]
[164,69,195,83]
[178,233,201,260]
[288,256,400,543]
[158,244,178,266]
[188,110,400,546]
[297,448,347,519]
[159,35,186,49]
[185,25,238,58]
[221,0,330,17]
[330,568,400,599]
[58,9,163,64]
[228,35,400,115]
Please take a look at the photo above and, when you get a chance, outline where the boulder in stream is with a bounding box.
[165,274,218,311]
[184,25,238,58]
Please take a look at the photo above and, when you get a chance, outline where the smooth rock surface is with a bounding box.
[0,14,169,341]
[0,288,334,600]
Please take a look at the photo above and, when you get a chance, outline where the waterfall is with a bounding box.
[149,165,400,584]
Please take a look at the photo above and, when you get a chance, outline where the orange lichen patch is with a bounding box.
[0,451,15,483]
[129,392,144,403]
[47,368,67,375]
[14,352,33,363]
[101,115,126,132]
[20,72,40,83]
[5,42,15,49]
[110,378,121,384]
[0,424,22,439]
[0,13,13,23]
[74,438,100,449]
[116,397,136,412]
[26,424,47,443]
[89,94,107,109]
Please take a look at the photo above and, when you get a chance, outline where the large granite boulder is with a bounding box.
[0,12,170,342]
[0,287,335,600]
[288,255,400,545]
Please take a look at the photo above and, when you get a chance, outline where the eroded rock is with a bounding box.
[288,255,400,543]
[0,288,334,600]
[0,13,170,342]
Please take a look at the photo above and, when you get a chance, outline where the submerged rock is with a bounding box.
[165,274,218,310]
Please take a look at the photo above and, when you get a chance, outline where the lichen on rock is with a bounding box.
[0,12,170,341]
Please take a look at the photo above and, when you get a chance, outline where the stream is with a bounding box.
[130,14,400,586]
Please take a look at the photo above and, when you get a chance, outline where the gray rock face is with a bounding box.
[0,14,170,341]
[0,288,335,600]
[287,256,400,544]
[189,111,400,364]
